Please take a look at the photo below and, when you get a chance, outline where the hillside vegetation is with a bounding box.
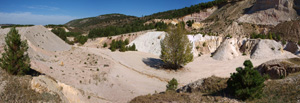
[65,0,232,34]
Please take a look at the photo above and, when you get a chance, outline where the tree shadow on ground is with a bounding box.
[142,58,164,69]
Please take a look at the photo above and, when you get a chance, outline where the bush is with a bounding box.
[124,38,129,45]
[225,34,232,38]
[281,40,286,45]
[203,42,206,47]
[227,60,265,100]
[166,78,178,91]
[109,39,136,52]
[51,28,66,41]
[0,27,31,75]
[128,43,136,51]
[74,35,88,45]
[186,20,194,27]
[103,43,108,48]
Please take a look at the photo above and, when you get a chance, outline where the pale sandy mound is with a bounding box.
[128,32,166,56]
[129,32,222,57]
[250,39,294,59]
[212,38,240,60]
[0,25,71,52]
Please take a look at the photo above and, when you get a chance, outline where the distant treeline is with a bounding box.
[144,0,228,19]
[1,24,34,28]
[44,24,66,28]
[88,21,168,38]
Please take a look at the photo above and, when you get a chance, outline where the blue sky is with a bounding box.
[0,0,212,25]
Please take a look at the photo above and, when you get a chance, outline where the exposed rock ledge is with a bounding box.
[31,75,110,103]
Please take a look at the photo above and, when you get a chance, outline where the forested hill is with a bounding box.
[65,13,138,32]
[144,0,229,19]
[65,0,233,36]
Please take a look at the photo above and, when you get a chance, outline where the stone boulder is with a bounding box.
[256,58,300,79]
[284,42,299,54]
[177,79,203,93]
[256,62,287,79]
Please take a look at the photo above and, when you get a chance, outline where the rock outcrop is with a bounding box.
[181,7,217,23]
[239,39,260,55]
[31,75,69,102]
[284,42,299,54]
[238,0,299,25]
[188,34,223,56]
[256,58,300,79]
[269,20,300,42]
[31,75,106,103]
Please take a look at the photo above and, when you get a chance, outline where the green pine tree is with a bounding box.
[160,23,193,70]
[227,60,265,100]
[0,27,31,75]
[166,78,178,91]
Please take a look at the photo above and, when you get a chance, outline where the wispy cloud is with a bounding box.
[0,12,77,25]
[27,5,60,11]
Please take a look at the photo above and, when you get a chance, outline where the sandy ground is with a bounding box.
[0,26,297,102]
[39,46,293,102]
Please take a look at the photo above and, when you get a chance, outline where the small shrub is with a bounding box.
[281,40,286,45]
[196,46,200,49]
[203,42,206,47]
[225,34,232,38]
[88,96,91,99]
[103,43,108,48]
[271,47,275,50]
[104,64,109,67]
[166,78,178,91]
[242,52,246,56]
[227,60,265,100]
[50,67,53,69]
[124,38,129,45]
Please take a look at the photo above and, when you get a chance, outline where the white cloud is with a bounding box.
[0,12,77,25]
[27,5,60,11]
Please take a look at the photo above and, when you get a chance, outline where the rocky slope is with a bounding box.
[269,19,300,42]
[238,0,299,25]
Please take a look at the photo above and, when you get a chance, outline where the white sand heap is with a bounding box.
[129,32,222,57]
[128,32,166,56]
[212,38,240,61]
[0,25,71,52]
[250,39,283,59]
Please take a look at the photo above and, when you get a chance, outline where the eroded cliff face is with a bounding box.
[238,0,299,25]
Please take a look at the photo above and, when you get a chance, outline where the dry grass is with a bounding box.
[130,73,300,103]
[287,58,300,65]
[248,72,300,103]
[0,69,61,103]
[130,76,237,103]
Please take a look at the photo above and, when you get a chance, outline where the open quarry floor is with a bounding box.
[32,46,296,102]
